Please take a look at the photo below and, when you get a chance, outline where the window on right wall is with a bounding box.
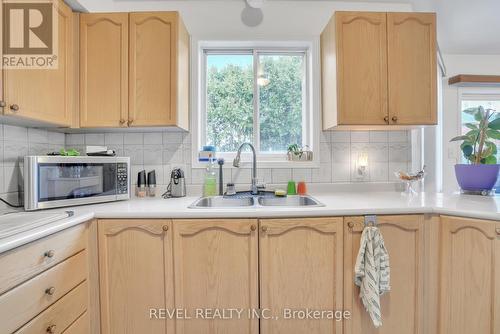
[459,92,500,164]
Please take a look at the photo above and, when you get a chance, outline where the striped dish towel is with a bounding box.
[354,226,390,328]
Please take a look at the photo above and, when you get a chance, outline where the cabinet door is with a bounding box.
[387,13,437,125]
[3,0,73,126]
[344,215,425,334]
[129,12,178,127]
[173,219,259,334]
[98,219,174,334]
[335,12,388,125]
[259,217,343,334]
[80,13,128,128]
[440,216,500,334]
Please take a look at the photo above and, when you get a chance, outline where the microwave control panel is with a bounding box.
[117,163,129,194]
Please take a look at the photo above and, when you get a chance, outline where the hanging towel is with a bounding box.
[354,226,390,328]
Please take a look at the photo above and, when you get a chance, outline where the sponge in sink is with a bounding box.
[274,189,287,197]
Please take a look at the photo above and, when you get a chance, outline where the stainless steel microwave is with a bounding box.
[24,156,130,211]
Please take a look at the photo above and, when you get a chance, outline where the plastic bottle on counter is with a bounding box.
[203,154,217,197]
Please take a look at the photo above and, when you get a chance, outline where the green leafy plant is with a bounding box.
[287,144,302,157]
[450,106,500,164]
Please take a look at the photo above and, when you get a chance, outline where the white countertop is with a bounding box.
[1,191,499,253]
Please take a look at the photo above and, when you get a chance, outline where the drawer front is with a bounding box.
[14,280,88,334]
[0,251,88,334]
[63,312,89,334]
[0,223,88,294]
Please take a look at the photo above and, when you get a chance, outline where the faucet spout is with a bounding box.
[233,143,259,195]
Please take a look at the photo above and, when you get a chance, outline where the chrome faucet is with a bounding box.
[233,142,260,195]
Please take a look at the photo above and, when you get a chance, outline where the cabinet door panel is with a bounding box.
[80,13,128,128]
[387,13,437,125]
[440,216,500,334]
[344,215,424,334]
[336,12,388,125]
[259,217,343,334]
[129,12,176,126]
[3,0,73,126]
[98,219,173,334]
[173,219,259,334]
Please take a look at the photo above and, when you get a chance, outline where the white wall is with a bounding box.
[441,54,500,192]
[75,1,412,39]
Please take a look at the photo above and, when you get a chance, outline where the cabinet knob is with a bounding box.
[162,225,169,232]
[383,116,389,124]
[45,286,56,296]
[496,228,500,236]
[392,116,398,122]
[46,324,57,333]
[0,101,5,108]
[347,222,354,229]
[127,119,134,126]
[44,250,55,258]
[10,104,19,112]
[119,119,126,125]
[250,224,256,231]
[261,226,268,232]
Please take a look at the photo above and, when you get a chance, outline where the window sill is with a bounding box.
[191,159,320,169]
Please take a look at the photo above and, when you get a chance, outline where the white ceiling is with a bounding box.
[73,0,500,55]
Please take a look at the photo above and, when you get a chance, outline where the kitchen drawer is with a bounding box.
[63,312,89,334]
[0,223,88,295]
[0,250,88,333]
[14,281,88,334]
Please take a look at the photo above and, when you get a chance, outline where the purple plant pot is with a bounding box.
[455,164,500,191]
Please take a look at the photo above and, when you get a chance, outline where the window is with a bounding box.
[459,93,500,164]
[199,45,311,160]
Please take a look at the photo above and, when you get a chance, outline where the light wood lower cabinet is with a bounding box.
[172,219,259,334]
[97,219,174,334]
[439,215,500,334]
[259,217,344,334]
[343,215,425,334]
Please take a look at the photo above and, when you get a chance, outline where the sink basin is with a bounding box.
[189,196,255,208]
[189,194,324,208]
[258,195,324,207]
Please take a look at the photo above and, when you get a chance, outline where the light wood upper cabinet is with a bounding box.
[98,219,174,334]
[2,0,74,126]
[172,219,259,334]
[321,11,437,129]
[80,11,189,129]
[80,13,129,128]
[259,217,343,334]
[387,13,437,125]
[129,12,189,128]
[440,216,500,334]
[343,215,425,334]
[333,12,388,126]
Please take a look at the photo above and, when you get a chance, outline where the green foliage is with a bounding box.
[206,55,303,152]
[450,106,499,164]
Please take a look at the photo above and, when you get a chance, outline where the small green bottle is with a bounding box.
[203,155,217,197]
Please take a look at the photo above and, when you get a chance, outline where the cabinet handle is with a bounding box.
[250,224,256,231]
[0,101,5,108]
[162,225,169,232]
[127,119,134,126]
[496,228,500,236]
[383,116,389,124]
[119,119,126,125]
[392,116,398,123]
[10,104,19,112]
[347,222,354,229]
[44,250,55,258]
[46,324,56,333]
[45,287,56,296]
[261,226,268,232]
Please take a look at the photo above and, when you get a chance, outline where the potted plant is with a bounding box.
[450,106,500,192]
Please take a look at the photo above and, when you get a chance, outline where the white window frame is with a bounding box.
[191,39,320,168]
[457,87,500,161]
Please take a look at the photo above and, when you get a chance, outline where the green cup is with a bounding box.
[287,181,297,195]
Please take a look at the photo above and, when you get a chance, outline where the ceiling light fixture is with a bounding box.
[241,0,264,27]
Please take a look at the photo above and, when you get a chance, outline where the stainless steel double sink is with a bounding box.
[189,195,324,208]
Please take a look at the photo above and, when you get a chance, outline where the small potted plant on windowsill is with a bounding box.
[450,106,500,192]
